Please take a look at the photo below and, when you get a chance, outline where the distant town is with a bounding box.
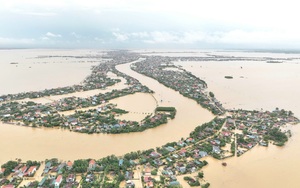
[0,51,299,188]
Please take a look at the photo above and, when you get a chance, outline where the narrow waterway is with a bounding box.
[0,61,214,164]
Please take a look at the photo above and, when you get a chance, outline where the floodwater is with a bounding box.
[17,72,128,105]
[1,50,300,188]
[58,92,156,122]
[0,49,102,95]
[110,92,157,122]
[0,54,213,165]
[176,58,300,188]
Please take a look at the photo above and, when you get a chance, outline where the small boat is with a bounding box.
[222,162,227,166]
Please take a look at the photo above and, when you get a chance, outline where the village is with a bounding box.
[131,56,225,115]
[1,107,298,188]
[0,51,178,134]
[0,51,299,188]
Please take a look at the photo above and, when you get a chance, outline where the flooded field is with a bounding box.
[58,92,156,122]
[1,50,300,188]
[0,55,214,165]
[0,49,104,95]
[176,56,300,188]
[17,72,128,105]
[110,92,157,122]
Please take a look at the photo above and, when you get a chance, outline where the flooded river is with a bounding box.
[0,61,214,165]
[1,50,299,187]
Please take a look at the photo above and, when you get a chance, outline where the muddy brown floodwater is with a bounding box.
[0,61,214,165]
[176,59,300,188]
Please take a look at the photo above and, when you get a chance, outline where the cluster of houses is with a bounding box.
[1,51,300,188]
[0,161,40,188]
[0,58,123,103]
[230,109,299,155]
[132,56,225,115]
[0,97,174,135]
[0,110,298,188]
[0,52,166,136]
[0,51,154,104]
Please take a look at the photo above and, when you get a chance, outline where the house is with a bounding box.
[259,140,268,146]
[145,181,154,188]
[172,154,179,158]
[38,177,47,187]
[144,176,152,182]
[177,141,185,147]
[66,161,73,170]
[55,175,63,188]
[26,166,37,176]
[129,160,136,166]
[3,114,11,118]
[163,169,173,176]
[144,167,151,176]
[126,180,135,187]
[227,118,235,124]
[178,166,186,173]
[13,164,22,172]
[165,146,175,152]
[149,151,161,158]
[2,185,15,188]
[199,151,208,158]
[251,128,258,134]
[125,171,134,180]
[212,146,221,154]
[43,161,52,174]
[194,160,203,166]
[247,143,253,149]
[179,149,187,157]
[153,159,163,166]
[211,140,221,145]
[89,159,96,170]
[247,135,256,139]
[119,159,124,166]
[169,181,180,186]
[57,163,65,174]
[222,131,231,137]
[186,137,194,143]
[66,174,75,183]
[119,121,126,127]
[85,174,94,182]
[113,124,120,128]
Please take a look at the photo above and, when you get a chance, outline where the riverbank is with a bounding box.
[174,55,300,188]
[1,109,297,188]
[0,54,214,165]
[1,50,299,188]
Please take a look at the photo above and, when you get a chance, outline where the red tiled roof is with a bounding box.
[20,166,27,173]
[27,166,37,174]
[56,175,63,183]
[67,161,73,167]
[144,176,151,182]
[2,185,15,188]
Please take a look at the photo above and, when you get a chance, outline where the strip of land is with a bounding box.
[0,51,299,188]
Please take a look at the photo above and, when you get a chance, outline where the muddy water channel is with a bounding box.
[0,62,214,164]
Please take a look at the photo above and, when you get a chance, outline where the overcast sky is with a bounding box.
[0,0,300,49]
